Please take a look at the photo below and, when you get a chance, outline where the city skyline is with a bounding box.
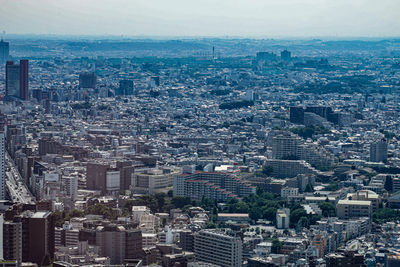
[1,0,400,37]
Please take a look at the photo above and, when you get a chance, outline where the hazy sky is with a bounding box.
[1,0,399,37]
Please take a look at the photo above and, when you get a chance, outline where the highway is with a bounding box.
[5,152,35,204]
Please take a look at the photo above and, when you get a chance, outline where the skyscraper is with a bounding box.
[6,61,20,99]
[5,60,29,100]
[117,80,134,96]
[0,39,9,64]
[79,72,97,89]
[19,60,29,100]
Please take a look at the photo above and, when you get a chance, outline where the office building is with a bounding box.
[132,168,179,195]
[370,138,388,162]
[5,60,29,100]
[346,190,380,211]
[336,200,372,219]
[62,176,78,201]
[125,229,143,261]
[116,80,134,96]
[117,160,134,191]
[0,39,9,64]
[194,230,242,267]
[86,162,112,194]
[79,72,96,89]
[3,220,22,264]
[55,222,79,247]
[5,61,19,99]
[96,225,126,265]
[19,60,29,100]
[106,170,120,194]
[179,230,195,252]
[5,210,55,266]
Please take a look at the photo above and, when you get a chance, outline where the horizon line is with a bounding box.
[2,33,400,41]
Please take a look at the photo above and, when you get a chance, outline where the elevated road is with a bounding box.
[5,152,35,204]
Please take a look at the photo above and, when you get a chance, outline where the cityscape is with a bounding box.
[1,1,400,267]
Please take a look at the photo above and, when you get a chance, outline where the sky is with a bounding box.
[0,0,400,37]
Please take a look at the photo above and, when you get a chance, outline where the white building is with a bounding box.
[194,230,243,267]
[0,214,3,260]
[131,206,150,223]
[281,187,299,198]
[0,133,5,200]
[276,208,290,229]
[63,176,78,200]
[106,170,120,194]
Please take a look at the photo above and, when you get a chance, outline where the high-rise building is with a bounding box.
[5,210,55,266]
[6,61,19,98]
[117,160,134,191]
[19,60,29,100]
[271,132,335,169]
[5,60,29,100]
[96,225,126,265]
[62,176,78,200]
[125,229,143,261]
[3,220,22,264]
[79,72,97,89]
[86,162,110,194]
[281,50,291,61]
[0,132,5,200]
[179,230,195,252]
[370,138,388,163]
[0,39,9,64]
[194,230,243,267]
[116,80,134,96]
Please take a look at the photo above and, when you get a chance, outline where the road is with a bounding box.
[5,152,35,204]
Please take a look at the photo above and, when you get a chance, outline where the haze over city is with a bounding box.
[1,0,400,37]
[2,1,400,267]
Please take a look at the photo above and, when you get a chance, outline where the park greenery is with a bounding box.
[54,188,340,230]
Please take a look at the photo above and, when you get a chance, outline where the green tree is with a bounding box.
[154,192,167,212]
[271,239,282,253]
[171,196,192,209]
[262,207,277,222]
[304,183,314,193]
[373,208,400,223]
[290,208,307,227]
[318,201,336,217]
[262,166,273,176]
